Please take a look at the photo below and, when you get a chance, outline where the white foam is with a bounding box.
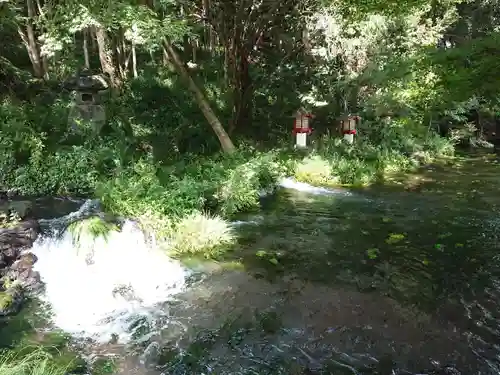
[31,220,188,343]
[278,177,352,196]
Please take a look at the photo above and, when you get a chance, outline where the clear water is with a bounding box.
[20,154,500,374]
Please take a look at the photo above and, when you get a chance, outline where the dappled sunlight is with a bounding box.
[294,155,339,186]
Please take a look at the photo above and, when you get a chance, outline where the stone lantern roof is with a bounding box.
[63,69,109,92]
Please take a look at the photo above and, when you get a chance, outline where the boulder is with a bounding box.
[0,201,33,223]
[0,219,40,253]
[5,253,42,293]
[0,220,43,310]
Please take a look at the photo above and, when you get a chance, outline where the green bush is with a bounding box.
[292,121,455,187]
[0,73,456,259]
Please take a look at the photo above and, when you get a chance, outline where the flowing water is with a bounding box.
[14,154,500,374]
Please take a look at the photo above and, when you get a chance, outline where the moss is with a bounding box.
[0,291,14,310]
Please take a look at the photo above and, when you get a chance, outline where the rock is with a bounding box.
[0,201,33,222]
[0,216,42,318]
[5,253,42,292]
[0,220,42,299]
[140,342,161,367]
[0,220,40,253]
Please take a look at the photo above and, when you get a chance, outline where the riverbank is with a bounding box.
[0,202,80,375]
[1,131,455,259]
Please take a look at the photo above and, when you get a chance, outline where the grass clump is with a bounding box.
[294,155,339,186]
[169,212,235,258]
[67,216,119,244]
[0,349,70,375]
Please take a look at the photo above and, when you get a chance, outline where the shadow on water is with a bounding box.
[199,154,500,374]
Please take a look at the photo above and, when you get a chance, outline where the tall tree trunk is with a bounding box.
[163,38,236,153]
[42,56,49,79]
[131,42,138,78]
[202,0,211,50]
[83,29,90,69]
[228,44,252,134]
[95,26,120,90]
[20,0,44,78]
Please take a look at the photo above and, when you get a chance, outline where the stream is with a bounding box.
[6,154,500,374]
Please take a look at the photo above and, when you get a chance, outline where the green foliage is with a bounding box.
[96,147,287,219]
[169,212,235,257]
[292,122,454,187]
[67,216,118,244]
[0,0,495,261]
[90,357,117,375]
[0,349,71,375]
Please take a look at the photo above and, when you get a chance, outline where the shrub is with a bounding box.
[291,123,455,187]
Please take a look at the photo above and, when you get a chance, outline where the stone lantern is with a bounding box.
[65,70,109,134]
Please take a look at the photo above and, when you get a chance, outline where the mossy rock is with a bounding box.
[0,290,14,310]
[0,286,23,316]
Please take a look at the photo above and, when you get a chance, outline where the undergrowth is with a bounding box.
[0,91,455,258]
[0,349,69,375]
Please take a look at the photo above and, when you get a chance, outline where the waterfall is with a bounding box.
[31,212,188,344]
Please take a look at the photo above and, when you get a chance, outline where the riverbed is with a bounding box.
[4,153,500,374]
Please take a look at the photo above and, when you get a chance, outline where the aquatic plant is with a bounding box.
[0,349,70,375]
[67,216,119,245]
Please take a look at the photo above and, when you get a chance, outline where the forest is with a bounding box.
[1,0,500,372]
[0,0,498,216]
